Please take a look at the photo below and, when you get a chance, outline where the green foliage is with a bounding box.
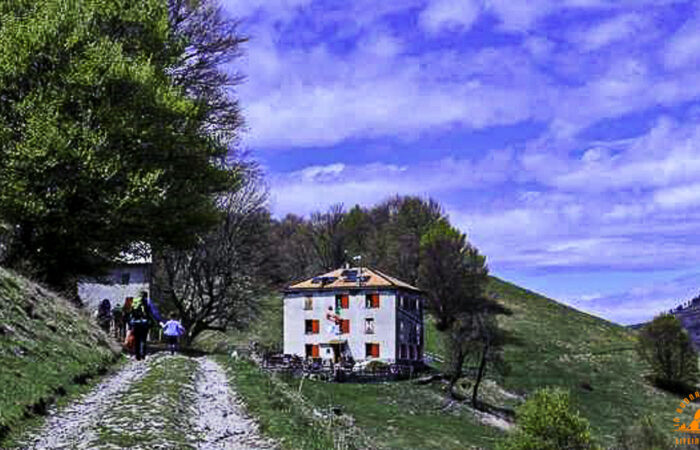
[637,314,700,390]
[270,195,445,287]
[499,388,595,450]
[418,219,490,332]
[0,0,240,289]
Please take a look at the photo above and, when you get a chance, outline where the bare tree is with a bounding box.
[309,204,347,271]
[153,170,273,343]
[168,0,247,139]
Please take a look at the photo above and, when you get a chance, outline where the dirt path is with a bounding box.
[17,354,275,449]
[193,357,276,449]
[21,357,151,449]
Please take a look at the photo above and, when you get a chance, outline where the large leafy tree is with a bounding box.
[418,219,508,401]
[418,219,490,331]
[637,314,699,391]
[0,0,243,292]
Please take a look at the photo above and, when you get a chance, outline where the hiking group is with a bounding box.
[95,291,186,360]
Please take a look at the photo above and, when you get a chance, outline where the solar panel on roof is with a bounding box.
[341,269,358,277]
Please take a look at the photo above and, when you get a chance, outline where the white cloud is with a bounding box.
[664,17,700,70]
[419,0,481,34]
[571,13,647,51]
[654,182,700,209]
[269,151,515,216]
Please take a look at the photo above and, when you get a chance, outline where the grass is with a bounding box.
[459,277,688,445]
[93,355,199,448]
[1,355,129,449]
[0,267,120,444]
[216,356,336,450]
[204,275,693,449]
[290,375,503,449]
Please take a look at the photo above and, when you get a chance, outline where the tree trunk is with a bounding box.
[472,341,489,408]
[448,348,466,399]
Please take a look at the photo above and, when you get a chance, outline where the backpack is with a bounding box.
[131,302,149,327]
[98,299,111,319]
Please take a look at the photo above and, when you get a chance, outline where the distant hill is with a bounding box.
[424,276,687,443]
[0,267,120,442]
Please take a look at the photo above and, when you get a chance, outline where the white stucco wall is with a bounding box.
[78,264,150,311]
[284,290,399,361]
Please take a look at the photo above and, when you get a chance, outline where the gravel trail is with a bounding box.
[20,357,151,450]
[193,357,276,449]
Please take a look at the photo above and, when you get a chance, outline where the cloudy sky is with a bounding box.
[221,0,700,325]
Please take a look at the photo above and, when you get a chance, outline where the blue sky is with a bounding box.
[222,0,700,325]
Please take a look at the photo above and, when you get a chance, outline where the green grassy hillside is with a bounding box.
[200,277,689,448]
[0,267,120,441]
[424,276,686,444]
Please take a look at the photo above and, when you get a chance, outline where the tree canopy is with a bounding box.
[0,0,244,291]
[637,314,699,391]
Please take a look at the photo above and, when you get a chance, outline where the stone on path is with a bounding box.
[193,357,276,450]
[21,357,151,449]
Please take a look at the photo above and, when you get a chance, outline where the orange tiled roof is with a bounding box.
[286,267,422,292]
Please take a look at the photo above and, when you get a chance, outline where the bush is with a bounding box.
[637,314,699,391]
[498,388,596,450]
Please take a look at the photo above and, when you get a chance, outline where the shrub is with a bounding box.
[637,314,699,391]
[498,388,596,450]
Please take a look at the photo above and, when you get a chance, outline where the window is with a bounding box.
[335,294,349,310]
[120,272,130,285]
[305,344,319,358]
[305,319,319,334]
[340,319,350,334]
[365,343,380,358]
[364,318,375,334]
[303,296,313,310]
[365,293,380,308]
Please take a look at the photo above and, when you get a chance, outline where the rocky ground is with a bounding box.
[17,353,276,449]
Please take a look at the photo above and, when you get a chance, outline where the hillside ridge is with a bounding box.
[0,267,120,444]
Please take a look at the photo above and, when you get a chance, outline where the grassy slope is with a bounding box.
[427,276,683,443]
[202,277,688,448]
[0,267,119,441]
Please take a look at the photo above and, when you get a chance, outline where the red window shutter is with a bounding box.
[341,294,349,309]
[341,319,350,334]
[312,345,319,358]
[312,320,319,334]
[371,293,380,308]
[372,343,380,358]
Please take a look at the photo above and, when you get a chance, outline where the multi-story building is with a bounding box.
[283,266,425,363]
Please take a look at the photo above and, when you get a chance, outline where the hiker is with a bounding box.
[127,291,155,360]
[111,303,125,340]
[96,299,112,333]
[161,313,186,355]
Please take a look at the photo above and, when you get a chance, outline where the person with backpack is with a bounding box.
[127,291,155,361]
[161,313,186,355]
[96,299,112,333]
